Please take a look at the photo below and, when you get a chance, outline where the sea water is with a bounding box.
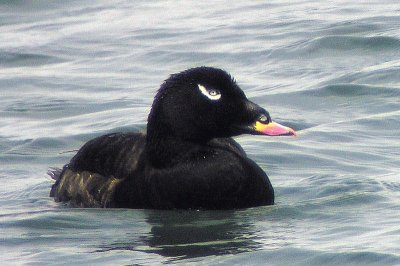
[1,1,399,265]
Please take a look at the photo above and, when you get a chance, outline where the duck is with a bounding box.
[49,67,296,210]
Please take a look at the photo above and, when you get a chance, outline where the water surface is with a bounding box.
[1,1,400,265]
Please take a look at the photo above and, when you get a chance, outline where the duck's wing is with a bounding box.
[50,132,146,207]
[127,146,273,210]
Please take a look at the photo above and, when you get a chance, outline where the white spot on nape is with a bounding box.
[198,84,221,101]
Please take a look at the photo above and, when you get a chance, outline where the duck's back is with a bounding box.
[50,133,146,207]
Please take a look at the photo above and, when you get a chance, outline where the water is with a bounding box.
[1,0,400,265]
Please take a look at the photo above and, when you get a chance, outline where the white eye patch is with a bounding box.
[198,84,221,100]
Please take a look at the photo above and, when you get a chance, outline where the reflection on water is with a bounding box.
[96,210,261,260]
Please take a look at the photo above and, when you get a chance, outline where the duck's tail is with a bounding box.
[48,167,62,182]
[49,167,64,197]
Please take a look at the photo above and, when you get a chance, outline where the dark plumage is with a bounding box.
[50,67,296,209]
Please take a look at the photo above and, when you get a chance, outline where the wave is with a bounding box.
[269,35,400,60]
[306,35,400,51]
[224,248,400,265]
[305,84,400,97]
[0,51,65,68]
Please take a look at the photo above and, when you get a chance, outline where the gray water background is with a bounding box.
[1,1,400,265]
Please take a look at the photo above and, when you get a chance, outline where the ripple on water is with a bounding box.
[305,84,400,97]
[0,51,65,68]
[219,248,400,266]
[306,35,400,51]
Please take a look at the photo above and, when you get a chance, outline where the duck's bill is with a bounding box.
[253,121,297,136]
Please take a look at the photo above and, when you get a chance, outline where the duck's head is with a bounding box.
[147,67,296,143]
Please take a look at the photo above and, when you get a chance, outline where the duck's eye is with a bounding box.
[258,113,271,124]
[208,89,220,96]
[198,84,221,100]
[259,114,268,123]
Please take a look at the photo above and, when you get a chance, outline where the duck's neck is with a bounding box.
[146,122,208,168]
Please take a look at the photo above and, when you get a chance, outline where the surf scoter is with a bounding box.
[50,67,296,209]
